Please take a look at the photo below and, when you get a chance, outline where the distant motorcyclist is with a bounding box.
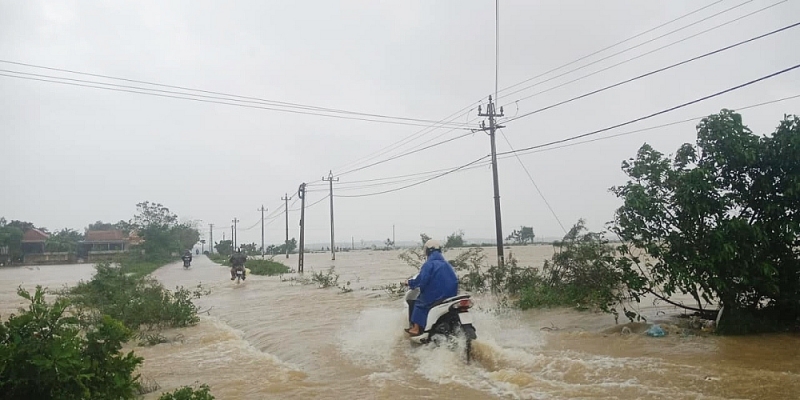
[229,248,247,280]
[404,239,458,336]
[182,250,192,264]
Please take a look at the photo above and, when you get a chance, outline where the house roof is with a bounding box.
[22,229,49,243]
[85,230,127,243]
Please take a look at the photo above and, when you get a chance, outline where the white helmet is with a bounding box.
[423,239,442,256]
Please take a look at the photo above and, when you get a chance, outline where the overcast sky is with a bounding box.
[1,0,799,248]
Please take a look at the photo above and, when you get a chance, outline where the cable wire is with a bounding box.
[335,156,490,198]
[498,128,568,234]
[500,0,774,102]
[500,93,800,158]
[502,20,800,123]
[503,1,789,109]
[497,0,727,95]
[0,59,472,128]
[0,70,472,129]
[499,63,800,157]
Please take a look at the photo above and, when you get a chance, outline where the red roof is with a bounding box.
[22,229,49,243]
[85,230,127,243]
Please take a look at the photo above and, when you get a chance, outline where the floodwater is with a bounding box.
[1,246,798,399]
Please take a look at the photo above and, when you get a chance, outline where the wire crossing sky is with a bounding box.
[1,0,798,246]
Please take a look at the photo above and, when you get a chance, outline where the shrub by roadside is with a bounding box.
[207,253,290,276]
[158,383,215,400]
[66,262,208,331]
[0,286,143,399]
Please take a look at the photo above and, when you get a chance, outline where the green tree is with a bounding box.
[214,240,233,256]
[506,226,535,245]
[45,228,84,253]
[131,202,198,260]
[444,230,465,248]
[0,218,24,263]
[611,110,800,333]
[171,223,200,252]
[0,286,142,399]
[268,238,297,255]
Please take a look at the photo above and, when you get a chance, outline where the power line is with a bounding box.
[328,1,765,178]
[498,128,567,234]
[498,63,800,157]
[503,1,789,108]
[336,131,475,177]
[0,59,472,128]
[329,107,478,175]
[503,20,800,124]
[499,0,763,102]
[0,70,472,130]
[499,93,800,158]
[497,0,727,95]
[335,156,490,198]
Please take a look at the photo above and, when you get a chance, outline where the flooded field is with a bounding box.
[1,246,798,399]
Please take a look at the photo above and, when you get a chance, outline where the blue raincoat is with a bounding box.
[408,251,458,328]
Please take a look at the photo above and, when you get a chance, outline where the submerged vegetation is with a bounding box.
[207,253,290,276]
[395,111,800,334]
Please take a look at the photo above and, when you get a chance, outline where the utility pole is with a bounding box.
[281,193,290,259]
[477,95,506,267]
[232,218,239,250]
[392,224,395,248]
[258,205,267,259]
[209,223,214,254]
[298,183,306,273]
[230,225,234,251]
[322,170,339,260]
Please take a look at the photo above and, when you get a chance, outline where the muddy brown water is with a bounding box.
[1,246,798,399]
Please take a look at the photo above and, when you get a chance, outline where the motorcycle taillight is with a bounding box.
[458,299,472,309]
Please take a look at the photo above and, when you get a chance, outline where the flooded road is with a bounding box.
[1,246,798,399]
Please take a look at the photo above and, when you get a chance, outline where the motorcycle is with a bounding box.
[182,257,191,269]
[233,265,245,284]
[404,275,478,362]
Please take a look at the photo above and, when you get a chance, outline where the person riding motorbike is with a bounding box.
[403,239,458,336]
[182,250,192,264]
[229,247,247,280]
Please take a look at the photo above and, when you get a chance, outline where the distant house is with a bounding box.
[80,230,132,262]
[21,229,49,254]
[21,229,70,264]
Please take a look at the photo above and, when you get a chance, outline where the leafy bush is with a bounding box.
[67,262,207,331]
[312,267,340,288]
[517,220,640,321]
[158,383,215,400]
[0,286,142,400]
[245,259,290,276]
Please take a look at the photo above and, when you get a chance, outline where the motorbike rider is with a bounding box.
[403,239,458,336]
[182,250,192,264]
[229,247,247,280]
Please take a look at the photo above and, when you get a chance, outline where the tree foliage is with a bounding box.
[506,226,535,245]
[45,228,84,253]
[131,202,199,261]
[444,230,465,248]
[611,110,800,333]
[0,286,142,400]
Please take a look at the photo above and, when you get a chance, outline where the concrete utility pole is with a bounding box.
[232,218,239,249]
[392,224,395,248]
[477,95,506,267]
[258,205,267,259]
[322,170,339,260]
[297,183,306,273]
[209,223,214,254]
[281,193,290,259]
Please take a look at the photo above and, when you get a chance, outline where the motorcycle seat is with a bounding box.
[431,294,471,307]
